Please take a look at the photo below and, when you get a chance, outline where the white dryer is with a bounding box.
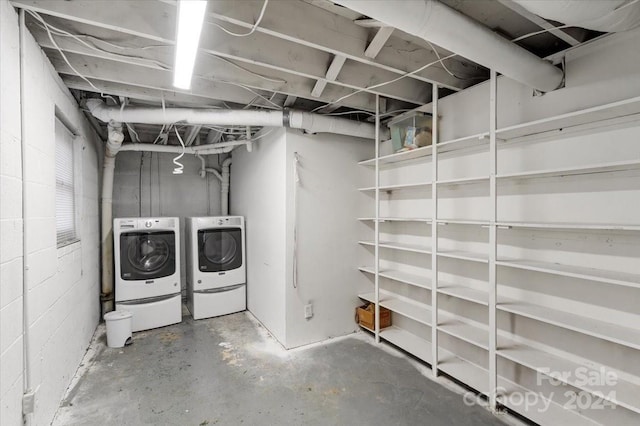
[186,216,246,320]
[114,217,182,332]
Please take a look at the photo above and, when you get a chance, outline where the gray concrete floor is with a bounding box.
[53,311,508,426]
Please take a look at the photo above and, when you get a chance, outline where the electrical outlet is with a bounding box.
[304,303,313,319]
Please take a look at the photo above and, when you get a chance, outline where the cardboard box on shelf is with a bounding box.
[355,303,392,330]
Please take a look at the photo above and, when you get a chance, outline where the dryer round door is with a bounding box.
[120,231,176,280]
[198,228,242,272]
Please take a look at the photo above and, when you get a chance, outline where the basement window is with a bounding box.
[55,118,78,247]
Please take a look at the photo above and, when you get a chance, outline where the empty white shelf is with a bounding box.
[358,217,432,223]
[358,182,432,192]
[498,346,640,414]
[379,326,432,364]
[496,221,640,231]
[438,355,490,395]
[358,145,433,167]
[438,284,489,306]
[496,95,640,140]
[358,292,376,304]
[437,132,490,152]
[497,300,640,351]
[436,176,489,185]
[438,320,489,350]
[358,240,432,254]
[437,250,489,263]
[496,258,640,289]
[497,376,601,426]
[358,291,432,326]
[496,159,640,180]
[436,219,490,226]
[359,266,431,290]
[382,297,432,326]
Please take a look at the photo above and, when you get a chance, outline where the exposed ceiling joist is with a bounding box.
[42,41,390,112]
[311,55,346,97]
[205,0,468,90]
[184,125,202,147]
[63,76,239,109]
[283,95,297,108]
[20,6,432,109]
[365,26,394,59]
[497,0,581,46]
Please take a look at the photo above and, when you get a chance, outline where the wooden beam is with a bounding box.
[46,48,382,112]
[311,55,346,97]
[11,0,468,91]
[26,16,430,107]
[283,95,297,108]
[62,75,239,108]
[365,27,394,59]
[497,0,580,46]
[184,125,202,146]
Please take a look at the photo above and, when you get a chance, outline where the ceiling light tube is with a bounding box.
[173,0,207,90]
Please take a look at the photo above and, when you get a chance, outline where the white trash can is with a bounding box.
[104,310,133,348]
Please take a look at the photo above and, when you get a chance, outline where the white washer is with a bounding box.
[114,217,182,332]
[186,216,246,320]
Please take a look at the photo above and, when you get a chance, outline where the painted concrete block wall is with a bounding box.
[0,3,102,425]
[230,128,287,345]
[112,151,222,294]
[1,2,25,424]
[284,130,372,348]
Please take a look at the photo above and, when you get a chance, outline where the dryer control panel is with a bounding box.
[196,216,243,227]
[116,217,177,230]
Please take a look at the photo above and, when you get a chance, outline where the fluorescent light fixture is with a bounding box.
[173,0,207,90]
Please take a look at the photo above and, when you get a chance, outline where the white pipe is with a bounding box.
[333,0,564,93]
[101,123,124,313]
[221,158,232,215]
[118,142,239,155]
[513,0,640,32]
[287,110,381,138]
[203,167,223,182]
[86,100,385,140]
[19,9,34,422]
[245,126,253,152]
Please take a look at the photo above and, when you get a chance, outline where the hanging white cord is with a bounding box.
[292,152,300,289]
[27,10,118,104]
[172,128,186,175]
[212,0,269,37]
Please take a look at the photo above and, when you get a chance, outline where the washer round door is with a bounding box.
[119,231,176,280]
[198,228,242,272]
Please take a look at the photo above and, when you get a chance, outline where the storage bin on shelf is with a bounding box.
[387,111,433,153]
[356,302,392,330]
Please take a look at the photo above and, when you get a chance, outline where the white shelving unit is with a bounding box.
[356,81,640,425]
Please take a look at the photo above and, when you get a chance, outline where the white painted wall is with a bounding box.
[0,3,102,425]
[432,26,640,142]
[230,127,372,348]
[284,129,372,348]
[231,128,288,344]
[112,151,223,295]
[1,2,25,424]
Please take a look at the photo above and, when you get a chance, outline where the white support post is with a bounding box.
[374,94,381,344]
[431,84,439,376]
[488,69,498,410]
